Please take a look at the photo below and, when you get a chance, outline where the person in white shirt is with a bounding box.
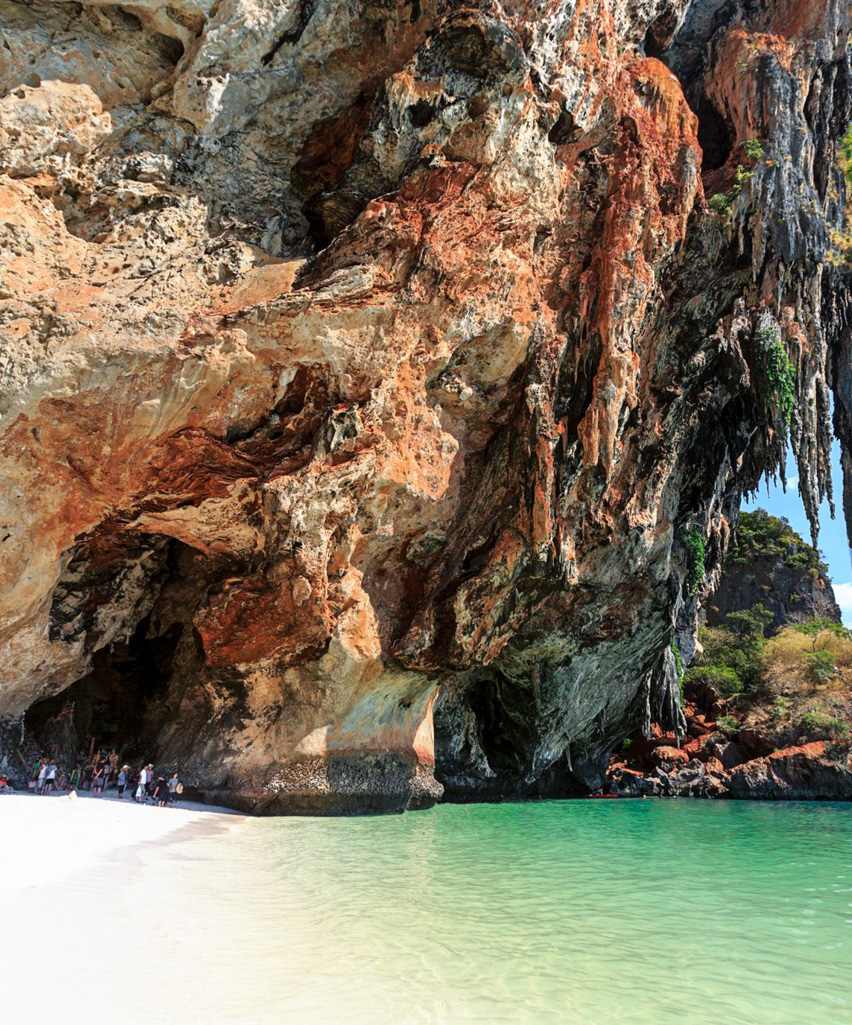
[37,760,48,794]
[44,762,57,795]
[135,764,148,802]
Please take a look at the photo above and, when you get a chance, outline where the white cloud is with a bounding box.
[785,476,798,490]
[834,582,852,626]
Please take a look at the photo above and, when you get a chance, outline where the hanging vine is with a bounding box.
[755,323,796,426]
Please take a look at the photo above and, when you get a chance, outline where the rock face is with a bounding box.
[727,743,852,800]
[706,510,841,636]
[608,708,852,800]
[1,0,851,812]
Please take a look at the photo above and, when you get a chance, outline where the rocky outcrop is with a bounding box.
[728,743,852,800]
[706,510,841,635]
[1,0,851,812]
[708,557,840,635]
[608,706,852,800]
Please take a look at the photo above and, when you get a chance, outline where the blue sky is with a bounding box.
[742,442,852,626]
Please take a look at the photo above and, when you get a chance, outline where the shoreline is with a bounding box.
[0,790,244,897]
[2,784,242,816]
[4,784,850,829]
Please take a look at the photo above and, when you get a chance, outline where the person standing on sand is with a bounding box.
[36,760,47,794]
[92,765,103,797]
[44,762,57,796]
[117,765,127,799]
[167,772,179,806]
[153,777,169,807]
[135,766,146,802]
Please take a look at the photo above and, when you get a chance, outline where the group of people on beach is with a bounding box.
[25,749,182,807]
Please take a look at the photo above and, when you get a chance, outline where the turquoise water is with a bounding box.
[5,800,852,1024]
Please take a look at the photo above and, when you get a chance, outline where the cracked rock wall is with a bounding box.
[0,0,850,811]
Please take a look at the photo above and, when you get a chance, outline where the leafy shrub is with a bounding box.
[717,715,739,735]
[798,711,850,741]
[754,324,795,426]
[680,529,706,596]
[762,620,852,694]
[732,164,754,196]
[770,695,791,720]
[794,618,852,642]
[728,509,827,578]
[694,605,771,694]
[726,605,774,638]
[685,664,743,696]
[709,192,732,213]
[803,650,838,684]
[744,139,764,160]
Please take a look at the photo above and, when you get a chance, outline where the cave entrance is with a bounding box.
[694,95,734,171]
[24,611,183,767]
[435,675,588,800]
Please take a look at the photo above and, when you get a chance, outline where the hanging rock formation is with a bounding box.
[0,0,850,812]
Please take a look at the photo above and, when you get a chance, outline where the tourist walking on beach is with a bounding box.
[44,762,57,796]
[153,777,169,807]
[135,765,147,802]
[36,760,47,794]
[145,764,155,801]
[167,772,180,805]
[92,765,104,797]
[117,765,127,799]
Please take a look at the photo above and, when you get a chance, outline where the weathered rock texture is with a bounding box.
[607,693,852,800]
[1,0,851,811]
[707,510,841,637]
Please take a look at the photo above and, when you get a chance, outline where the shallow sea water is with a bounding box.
[4,799,852,1025]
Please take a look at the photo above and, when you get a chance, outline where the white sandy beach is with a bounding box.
[1,790,240,891]
[2,792,245,1025]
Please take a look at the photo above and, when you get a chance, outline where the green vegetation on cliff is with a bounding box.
[688,609,852,759]
[680,529,706,596]
[688,509,849,761]
[827,124,852,265]
[728,509,828,577]
[754,325,796,426]
[689,603,773,697]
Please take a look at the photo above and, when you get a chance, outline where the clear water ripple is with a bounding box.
[4,800,852,1025]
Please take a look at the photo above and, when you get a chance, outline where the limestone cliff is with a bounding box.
[1,0,851,812]
[706,509,841,637]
